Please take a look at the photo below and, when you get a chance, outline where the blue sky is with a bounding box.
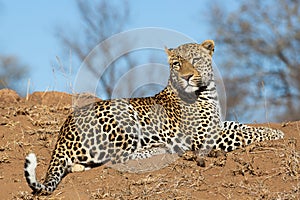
[0,0,220,93]
[1,1,78,92]
[1,1,288,123]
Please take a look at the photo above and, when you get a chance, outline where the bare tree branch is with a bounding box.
[208,0,300,122]
[56,0,134,98]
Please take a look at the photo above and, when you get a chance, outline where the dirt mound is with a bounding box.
[28,91,72,106]
[0,88,20,102]
[0,89,299,199]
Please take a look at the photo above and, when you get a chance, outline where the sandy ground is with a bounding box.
[0,89,299,200]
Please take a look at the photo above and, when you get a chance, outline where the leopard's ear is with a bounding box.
[201,40,215,56]
[164,46,172,57]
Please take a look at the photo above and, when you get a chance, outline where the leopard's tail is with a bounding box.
[24,153,67,194]
[24,153,46,193]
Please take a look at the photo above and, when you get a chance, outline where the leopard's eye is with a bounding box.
[173,62,181,71]
[173,61,181,70]
[173,61,180,66]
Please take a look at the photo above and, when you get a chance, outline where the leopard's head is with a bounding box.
[170,40,215,87]
[165,47,201,95]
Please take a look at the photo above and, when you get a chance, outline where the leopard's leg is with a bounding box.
[107,142,169,164]
[71,164,89,172]
[222,121,284,141]
[128,145,169,160]
[215,121,284,152]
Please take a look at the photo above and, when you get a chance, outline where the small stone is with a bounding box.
[196,157,206,167]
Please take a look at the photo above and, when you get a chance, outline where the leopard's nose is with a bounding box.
[182,74,193,81]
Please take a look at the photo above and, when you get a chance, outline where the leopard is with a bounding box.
[24,40,284,194]
[168,41,284,152]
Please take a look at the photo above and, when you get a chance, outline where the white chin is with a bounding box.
[184,86,198,93]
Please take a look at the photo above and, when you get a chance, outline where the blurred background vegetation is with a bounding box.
[209,0,300,122]
[0,0,299,122]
